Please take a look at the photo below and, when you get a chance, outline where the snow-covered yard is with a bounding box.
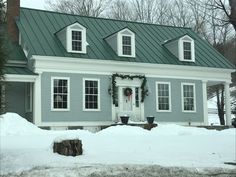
[0,113,235,176]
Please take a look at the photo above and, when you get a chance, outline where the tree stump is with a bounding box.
[53,139,83,156]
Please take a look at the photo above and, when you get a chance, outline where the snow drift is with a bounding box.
[0,113,235,176]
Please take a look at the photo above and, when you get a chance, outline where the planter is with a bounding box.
[146,116,155,124]
[232,118,236,128]
[120,116,129,124]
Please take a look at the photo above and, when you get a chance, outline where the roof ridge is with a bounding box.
[20,7,192,30]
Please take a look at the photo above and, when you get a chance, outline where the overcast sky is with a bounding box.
[21,0,46,10]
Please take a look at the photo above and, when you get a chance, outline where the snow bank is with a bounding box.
[1,113,235,175]
[0,113,46,136]
[96,125,149,136]
[150,124,214,136]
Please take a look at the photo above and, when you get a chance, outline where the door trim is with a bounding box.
[111,78,144,122]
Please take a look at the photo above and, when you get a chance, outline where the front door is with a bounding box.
[117,86,141,122]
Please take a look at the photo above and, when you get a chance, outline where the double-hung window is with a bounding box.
[182,83,196,112]
[183,41,191,60]
[52,77,70,111]
[72,30,82,51]
[83,79,100,111]
[122,36,132,55]
[156,82,171,111]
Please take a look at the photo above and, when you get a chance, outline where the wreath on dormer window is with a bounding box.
[124,87,132,96]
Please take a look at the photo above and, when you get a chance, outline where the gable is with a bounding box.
[16,8,235,70]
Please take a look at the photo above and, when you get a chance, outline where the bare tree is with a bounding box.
[212,0,236,32]
[167,0,193,27]
[0,0,6,23]
[46,0,108,17]
[108,0,171,24]
[154,0,170,25]
[107,0,136,21]
[131,0,158,23]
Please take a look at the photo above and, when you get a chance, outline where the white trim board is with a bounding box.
[37,121,113,127]
[4,74,37,82]
[32,55,234,82]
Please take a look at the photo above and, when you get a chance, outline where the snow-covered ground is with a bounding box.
[0,113,236,176]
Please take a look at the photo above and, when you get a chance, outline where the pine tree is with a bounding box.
[0,0,6,80]
[0,0,7,114]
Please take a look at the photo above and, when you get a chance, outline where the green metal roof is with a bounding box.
[6,42,27,62]
[1,25,27,62]
[3,66,37,75]
[16,7,235,69]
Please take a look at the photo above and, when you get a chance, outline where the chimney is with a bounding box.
[7,0,20,42]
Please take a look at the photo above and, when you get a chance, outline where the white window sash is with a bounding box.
[181,83,196,112]
[51,77,70,111]
[156,82,171,112]
[83,78,100,111]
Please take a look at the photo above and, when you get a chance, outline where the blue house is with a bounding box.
[2,0,235,130]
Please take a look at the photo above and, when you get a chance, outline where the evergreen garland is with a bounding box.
[111,73,148,104]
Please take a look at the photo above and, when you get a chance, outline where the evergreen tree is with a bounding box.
[0,0,6,80]
[0,0,6,114]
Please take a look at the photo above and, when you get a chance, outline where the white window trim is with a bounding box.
[66,23,87,54]
[83,78,101,111]
[181,82,196,113]
[117,29,135,58]
[156,82,172,112]
[25,83,33,113]
[178,35,195,62]
[51,77,70,111]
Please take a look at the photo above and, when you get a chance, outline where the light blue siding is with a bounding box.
[144,78,204,122]
[41,72,112,122]
[41,72,204,123]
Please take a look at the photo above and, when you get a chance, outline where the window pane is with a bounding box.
[122,36,131,45]
[184,51,191,60]
[123,46,131,55]
[72,31,82,51]
[72,41,82,51]
[157,83,170,111]
[72,31,81,40]
[183,42,191,60]
[84,80,99,109]
[183,84,194,111]
[53,79,68,109]
[122,36,132,55]
[183,42,191,50]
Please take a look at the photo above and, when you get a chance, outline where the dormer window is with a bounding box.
[163,34,195,62]
[183,41,191,60]
[56,22,87,54]
[105,28,135,58]
[72,30,82,51]
[122,36,132,55]
[179,35,195,62]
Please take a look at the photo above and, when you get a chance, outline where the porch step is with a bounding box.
[101,123,158,131]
